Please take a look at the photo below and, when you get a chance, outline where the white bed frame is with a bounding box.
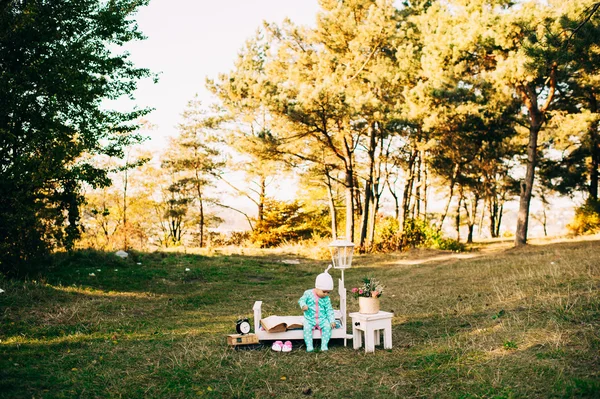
[252,278,353,346]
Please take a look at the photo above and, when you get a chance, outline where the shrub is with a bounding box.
[373,216,403,251]
[207,231,250,247]
[567,199,600,236]
[374,217,466,252]
[401,218,430,248]
[250,199,329,248]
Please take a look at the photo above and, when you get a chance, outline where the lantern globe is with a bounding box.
[329,239,355,270]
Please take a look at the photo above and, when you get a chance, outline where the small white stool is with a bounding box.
[349,311,393,353]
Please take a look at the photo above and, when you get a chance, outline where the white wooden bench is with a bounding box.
[252,278,353,346]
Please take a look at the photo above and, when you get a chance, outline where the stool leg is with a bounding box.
[374,329,381,346]
[384,322,392,349]
[365,326,375,352]
[353,325,362,350]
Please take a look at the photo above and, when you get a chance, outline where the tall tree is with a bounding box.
[0,0,152,273]
[251,0,403,243]
[436,0,588,245]
[539,4,600,202]
[164,97,225,247]
[207,37,288,230]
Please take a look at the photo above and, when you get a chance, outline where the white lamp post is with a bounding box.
[329,239,355,288]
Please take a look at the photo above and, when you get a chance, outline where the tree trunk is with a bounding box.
[389,181,399,221]
[345,172,354,241]
[368,147,383,248]
[195,169,205,248]
[199,198,205,247]
[462,192,479,244]
[477,203,485,237]
[588,89,598,201]
[401,148,417,225]
[496,202,503,238]
[359,124,377,249]
[368,188,379,247]
[542,208,548,237]
[421,154,428,221]
[515,66,556,246]
[455,193,462,243]
[438,164,460,232]
[515,122,541,246]
[122,164,129,251]
[258,176,266,222]
[324,171,338,240]
[413,151,422,219]
[489,196,498,238]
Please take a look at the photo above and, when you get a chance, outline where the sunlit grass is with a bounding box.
[47,284,163,298]
[1,237,599,398]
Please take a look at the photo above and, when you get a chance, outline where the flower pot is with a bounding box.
[358,297,380,314]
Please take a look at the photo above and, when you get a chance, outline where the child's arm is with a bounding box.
[324,297,336,324]
[298,290,309,310]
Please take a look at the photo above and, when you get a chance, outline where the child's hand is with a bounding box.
[301,305,308,311]
[330,321,336,328]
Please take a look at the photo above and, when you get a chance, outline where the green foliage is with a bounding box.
[503,340,518,351]
[567,199,600,236]
[0,0,153,275]
[250,199,330,247]
[373,216,466,252]
[373,216,403,251]
[401,218,431,248]
[402,218,467,252]
[207,231,250,247]
[491,309,506,320]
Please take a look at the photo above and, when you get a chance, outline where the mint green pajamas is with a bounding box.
[299,289,335,351]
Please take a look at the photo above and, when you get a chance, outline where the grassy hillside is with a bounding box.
[1,238,599,398]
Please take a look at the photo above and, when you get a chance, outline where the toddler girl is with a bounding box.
[298,265,337,352]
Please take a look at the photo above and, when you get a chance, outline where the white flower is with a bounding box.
[185,268,190,272]
[97,269,101,272]
[89,273,96,277]
[0,288,5,294]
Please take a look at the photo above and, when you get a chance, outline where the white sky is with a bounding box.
[120,0,320,149]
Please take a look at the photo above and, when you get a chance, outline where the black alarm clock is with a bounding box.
[236,318,251,335]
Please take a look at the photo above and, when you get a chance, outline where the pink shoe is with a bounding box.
[271,341,283,351]
[282,341,292,352]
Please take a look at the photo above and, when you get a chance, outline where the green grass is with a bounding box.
[1,238,599,398]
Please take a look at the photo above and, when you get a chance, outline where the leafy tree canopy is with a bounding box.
[0,0,153,274]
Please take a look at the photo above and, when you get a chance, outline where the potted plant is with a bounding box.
[351,277,385,314]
